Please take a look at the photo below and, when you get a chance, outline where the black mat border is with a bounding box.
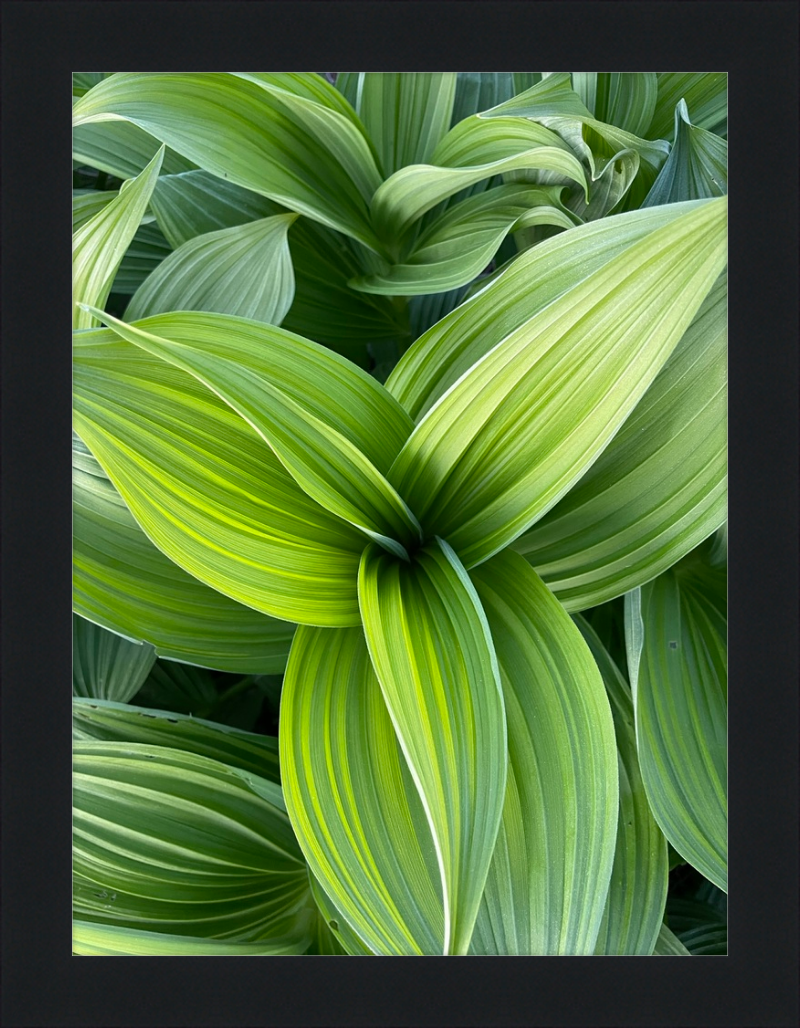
[2,2,798,1026]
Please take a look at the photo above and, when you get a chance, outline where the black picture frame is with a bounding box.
[2,2,798,1025]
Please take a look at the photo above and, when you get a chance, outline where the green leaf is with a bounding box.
[643,100,727,207]
[307,872,374,955]
[652,922,691,955]
[73,431,296,673]
[73,72,109,97]
[72,697,280,784]
[345,73,458,176]
[469,553,618,954]
[82,308,420,558]
[388,197,727,569]
[72,190,117,231]
[72,146,164,328]
[666,895,727,954]
[73,73,385,252]
[512,269,727,610]
[73,119,196,179]
[73,614,156,702]
[629,549,728,891]
[133,659,219,715]
[358,539,507,955]
[451,73,517,127]
[280,624,445,955]
[575,616,668,955]
[72,919,310,956]
[571,73,658,137]
[73,330,366,627]
[350,183,576,296]
[73,742,310,943]
[111,222,172,296]
[370,114,586,244]
[124,214,298,324]
[648,73,727,141]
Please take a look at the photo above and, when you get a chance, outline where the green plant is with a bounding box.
[72,71,727,956]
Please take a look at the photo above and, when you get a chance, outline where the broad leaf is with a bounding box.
[111,222,172,296]
[73,614,156,702]
[307,872,374,955]
[73,119,195,179]
[643,99,727,207]
[73,432,296,673]
[571,73,658,137]
[648,73,727,141]
[72,919,310,956]
[575,616,668,955]
[469,553,618,954]
[280,625,445,955]
[73,73,385,252]
[73,742,310,943]
[72,697,280,784]
[82,309,420,558]
[72,190,116,231]
[73,330,366,627]
[125,214,297,324]
[652,922,691,955]
[666,896,727,955]
[513,269,727,610]
[358,539,507,955]
[628,547,728,891]
[72,146,163,328]
[388,197,727,568]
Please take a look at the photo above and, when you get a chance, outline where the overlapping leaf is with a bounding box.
[575,616,668,955]
[571,73,658,137]
[648,73,727,141]
[358,539,507,955]
[627,546,728,891]
[73,615,156,702]
[81,308,420,557]
[388,197,727,569]
[124,214,298,324]
[513,269,727,611]
[110,222,172,296]
[73,432,296,673]
[72,146,163,328]
[73,119,195,179]
[72,73,385,251]
[73,919,310,956]
[73,329,366,626]
[469,553,618,954]
[643,99,727,207]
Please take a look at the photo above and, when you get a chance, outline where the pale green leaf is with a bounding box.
[73,614,156,702]
[72,146,164,328]
[643,100,727,207]
[111,222,172,295]
[73,330,366,627]
[72,919,310,955]
[73,73,385,251]
[572,73,658,138]
[513,270,727,610]
[630,548,728,891]
[575,615,668,955]
[346,73,458,176]
[124,214,297,324]
[73,119,195,178]
[72,697,280,784]
[73,742,309,943]
[469,553,618,954]
[388,197,728,569]
[73,431,296,673]
[280,624,445,955]
[358,539,507,955]
[82,308,420,558]
[648,73,727,141]
[72,190,116,231]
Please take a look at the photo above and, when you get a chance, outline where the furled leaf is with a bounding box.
[350,183,576,295]
[280,625,445,955]
[628,546,728,891]
[358,539,507,955]
[82,308,420,558]
[72,697,280,784]
[73,330,366,627]
[73,614,156,702]
[73,431,296,673]
[648,73,727,141]
[370,114,586,245]
[469,553,618,954]
[513,269,727,611]
[72,73,385,251]
[73,742,310,943]
[643,100,727,207]
[571,73,658,138]
[73,146,164,328]
[575,616,668,955]
[72,919,310,956]
[73,119,195,179]
[124,214,298,324]
[344,73,458,176]
[388,197,727,569]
